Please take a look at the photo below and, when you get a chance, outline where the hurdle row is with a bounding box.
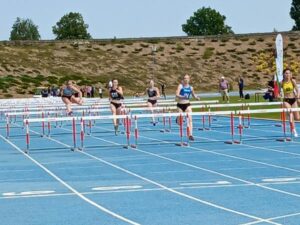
[20,107,300,154]
[0,97,176,109]
[1,100,219,124]
[0,99,218,115]
[3,101,283,139]
[3,101,281,122]
[3,102,219,138]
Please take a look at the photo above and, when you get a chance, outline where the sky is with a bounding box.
[0,0,294,41]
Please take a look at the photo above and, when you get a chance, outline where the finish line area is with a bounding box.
[1,97,300,225]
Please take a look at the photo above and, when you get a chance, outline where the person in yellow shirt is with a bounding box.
[281,68,299,137]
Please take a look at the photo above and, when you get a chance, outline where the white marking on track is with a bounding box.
[92,185,142,191]
[3,190,55,196]
[262,177,299,183]
[180,181,231,186]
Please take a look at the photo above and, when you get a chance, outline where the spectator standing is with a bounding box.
[266,78,275,102]
[91,86,95,98]
[99,87,103,98]
[238,76,244,100]
[41,88,49,97]
[86,86,92,98]
[219,76,230,103]
[161,83,166,99]
[80,87,85,97]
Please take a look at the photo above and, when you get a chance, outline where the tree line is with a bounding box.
[8,1,300,41]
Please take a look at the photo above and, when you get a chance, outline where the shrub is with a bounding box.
[147,39,159,44]
[247,48,256,53]
[176,43,184,52]
[240,37,249,42]
[140,43,149,48]
[202,47,214,59]
[4,94,13,98]
[116,44,125,48]
[216,51,225,55]
[236,51,247,55]
[288,43,297,49]
[249,41,256,45]
[197,42,205,46]
[16,89,26,94]
[157,46,164,52]
[221,38,229,42]
[256,37,264,42]
[290,37,298,41]
[228,48,236,53]
[165,40,175,45]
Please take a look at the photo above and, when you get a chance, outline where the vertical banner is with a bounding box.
[275,34,284,97]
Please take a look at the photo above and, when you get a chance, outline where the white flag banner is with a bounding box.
[275,34,283,82]
[276,57,283,81]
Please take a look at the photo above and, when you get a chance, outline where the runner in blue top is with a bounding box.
[176,74,200,141]
[61,80,83,116]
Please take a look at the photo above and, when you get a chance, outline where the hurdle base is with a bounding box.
[175,142,189,147]
[276,138,292,142]
[130,144,137,149]
[123,145,129,149]
[274,124,282,127]
[71,147,78,151]
[224,140,241,145]
[198,128,206,131]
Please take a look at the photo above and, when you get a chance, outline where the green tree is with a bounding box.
[182,7,233,36]
[290,0,300,30]
[52,12,92,40]
[10,17,40,40]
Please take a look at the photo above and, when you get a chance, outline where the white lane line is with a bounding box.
[38,126,276,224]
[262,177,299,183]
[3,190,55,196]
[80,150,276,224]
[4,180,300,201]
[92,185,142,191]
[180,181,231,186]
[240,212,300,225]
[91,124,300,199]
[0,134,140,225]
